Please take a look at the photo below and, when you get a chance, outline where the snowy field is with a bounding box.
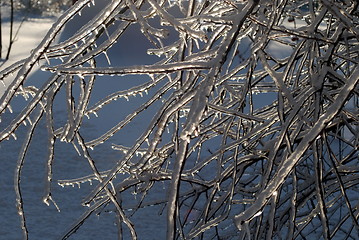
[0,11,58,97]
[0,3,166,239]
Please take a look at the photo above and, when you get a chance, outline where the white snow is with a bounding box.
[0,15,57,97]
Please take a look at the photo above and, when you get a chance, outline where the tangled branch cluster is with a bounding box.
[0,0,358,239]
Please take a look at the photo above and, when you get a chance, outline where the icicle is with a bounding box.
[44,53,50,65]
[77,182,81,188]
[7,105,13,113]
[77,74,84,79]
[194,128,199,137]
[43,197,50,206]
[167,74,173,82]
[102,24,110,39]
[87,2,91,7]
[103,51,111,65]
[11,133,17,140]
[93,112,98,117]
[145,138,150,146]
[253,211,263,218]
[26,116,32,126]
[149,74,155,82]
[124,96,129,101]
[18,85,24,93]
[78,10,82,16]
[85,113,90,119]
[0,80,5,87]
[91,0,95,6]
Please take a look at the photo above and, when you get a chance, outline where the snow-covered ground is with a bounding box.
[0,4,165,239]
[0,11,58,97]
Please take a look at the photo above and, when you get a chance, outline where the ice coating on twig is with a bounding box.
[1,0,359,239]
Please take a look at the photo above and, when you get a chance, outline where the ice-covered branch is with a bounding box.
[1,0,358,239]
